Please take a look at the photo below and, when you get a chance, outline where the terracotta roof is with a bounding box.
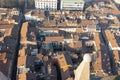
[66,13,76,18]
[94,33,102,70]
[94,33,101,50]
[0,52,6,61]
[68,41,82,49]
[18,48,26,57]
[105,30,119,48]
[31,11,45,18]
[20,22,28,44]
[43,20,56,27]
[79,20,98,26]
[100,8,120,15]
[94,13,106,18]
[74,41,82,48]
[57,53,69,71]
[86,2,120,15]
[4,28,12,37]
[9,8,18,12]
[57,21,67,27]
[114,17,119,24]
[87,24,96,29]
[66,12,84,19]
[49,10,61,15]
[57,53,73,80]
[113,50,119,63]
[0,24,14,29]
[66,20,77,26]
[44,36,64,43]
[73,34,79,41]
[17,55,27,67]
[17,73,26,80]
[109,24,120,28]
[0,21,9,25]
[76,27,82,33]
[93,33,111,76]
[0,8,8,14]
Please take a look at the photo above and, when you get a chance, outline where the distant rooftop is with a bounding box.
[61,0,84,2]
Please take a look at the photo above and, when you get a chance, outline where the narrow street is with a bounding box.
[54,62,62,80]
[8,10,24,80]
[101,30,118,75]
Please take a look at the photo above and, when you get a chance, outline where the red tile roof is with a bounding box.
[20,22,28,44]
[105,30,119,48]
[44,36,64,43]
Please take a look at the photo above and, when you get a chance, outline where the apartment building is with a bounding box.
[34,0,58,10]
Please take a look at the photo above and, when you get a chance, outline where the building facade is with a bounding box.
[34,0,58,10]
[60,0,85,10]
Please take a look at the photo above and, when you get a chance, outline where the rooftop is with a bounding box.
[17,55,27,67]
[93,32,111,76]
[57,53,73,80]
[20,22,28,44]
[44,36,64,43]
[105,30,119,48]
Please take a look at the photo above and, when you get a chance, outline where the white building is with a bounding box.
[61,0,85,11]
[24,10,45,21]
[74,54,91,80]
[34,0,58,10]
